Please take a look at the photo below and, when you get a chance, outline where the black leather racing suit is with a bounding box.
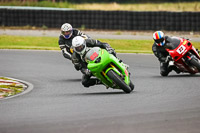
[58,28,89,60]
[152,36,180,76]
[71,38,115,88]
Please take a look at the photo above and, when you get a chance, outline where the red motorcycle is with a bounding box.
[166,37,200,74]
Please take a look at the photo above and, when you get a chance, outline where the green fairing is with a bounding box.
[86,48,130,89]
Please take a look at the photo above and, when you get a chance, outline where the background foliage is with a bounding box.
[1,0,199,3]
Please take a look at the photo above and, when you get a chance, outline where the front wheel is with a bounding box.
[107,70,133,93]
[190,57,200,71]
[129,80,135,91]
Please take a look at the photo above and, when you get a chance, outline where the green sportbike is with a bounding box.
[85,47,134,93]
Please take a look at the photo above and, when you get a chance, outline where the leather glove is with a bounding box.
[159,57,167,63]
[74,64,82,71]
[181,37,190,41]
[82,68,91,76]
[105,46,115,55]
[166,55,172,62]
[106,46,113,51]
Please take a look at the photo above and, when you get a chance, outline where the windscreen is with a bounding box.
[85,47,100,62]
[166,37,181,50]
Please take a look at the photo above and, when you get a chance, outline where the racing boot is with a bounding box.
[160,62,171,76]
[171,66,181,74]
[96,79,103,85]
[168,61,180,74]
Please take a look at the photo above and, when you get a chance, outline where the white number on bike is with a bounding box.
[176,45,186,54]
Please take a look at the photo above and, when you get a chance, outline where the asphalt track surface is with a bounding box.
[0,50,200,133]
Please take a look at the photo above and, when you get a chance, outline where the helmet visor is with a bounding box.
[75,45,85,52]
[62,30,72,36]
[62,30,73,39]
[155,38,164,44]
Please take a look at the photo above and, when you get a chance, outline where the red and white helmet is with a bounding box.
[61,23,73,39]
[153,31,165,46]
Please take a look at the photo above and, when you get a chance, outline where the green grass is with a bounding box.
[0,1,72,8]
[0,35,59,50]
[75,2,200,11]
[0,35,200,53]
[0,35,154,53]
[1,1,200,11]
[100,39,154,53]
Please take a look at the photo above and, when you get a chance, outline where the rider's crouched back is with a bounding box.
[85,39,116,56]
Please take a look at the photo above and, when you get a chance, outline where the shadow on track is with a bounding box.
[58,79,82,82]
[65,91,135,97]
[77,91,125,95]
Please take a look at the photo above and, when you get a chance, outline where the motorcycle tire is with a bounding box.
[190,57,200,71]
[129,80,135,91]
[107,70,132,93]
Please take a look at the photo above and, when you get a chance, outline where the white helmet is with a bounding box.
[61,23,73,39]
[72,36,87,55]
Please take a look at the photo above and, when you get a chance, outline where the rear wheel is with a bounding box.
[107,70,132,93]
[190,57,200,71]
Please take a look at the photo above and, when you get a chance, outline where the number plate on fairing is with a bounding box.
[176,45,186,55]
[85,47,100,62]
[90,52,98,61]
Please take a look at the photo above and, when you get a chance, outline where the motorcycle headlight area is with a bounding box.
[95,57,101,63]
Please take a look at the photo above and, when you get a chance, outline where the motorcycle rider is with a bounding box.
[152,31,181,76]
[71,36,117,88]
[58,23,89,61]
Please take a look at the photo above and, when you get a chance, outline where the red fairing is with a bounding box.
[166,38,200,74]
[166,39,191,62]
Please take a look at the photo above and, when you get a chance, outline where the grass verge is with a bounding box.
[75,2,200,11]
[0,1,200,11]
[0,35,200,54]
